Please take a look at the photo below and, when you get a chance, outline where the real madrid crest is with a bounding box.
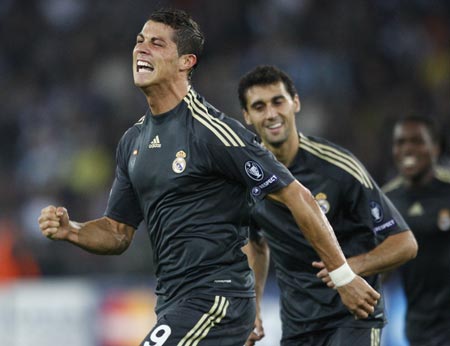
[315,192,330,214]
[172,150,187,174]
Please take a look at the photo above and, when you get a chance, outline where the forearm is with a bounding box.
[67,217,134,255]
[271,181,346,271]
[243,240,270,311]
[349,231,417,277]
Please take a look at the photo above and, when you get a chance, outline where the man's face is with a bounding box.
[133,20,181,88]
[243,82,300,147]
[392,121,439,180]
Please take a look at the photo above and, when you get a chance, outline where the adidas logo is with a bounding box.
[408,202,424,217]
[148,135,161,148]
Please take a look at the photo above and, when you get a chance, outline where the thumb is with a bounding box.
[56,207,69,225]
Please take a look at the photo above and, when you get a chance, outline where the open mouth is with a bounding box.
[401,156,417,168]
[137,60,154,72]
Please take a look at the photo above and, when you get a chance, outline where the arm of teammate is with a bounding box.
[242,237,269,346]
[38,205,136,255]
[313,230,417,287]
[268,180,380,319]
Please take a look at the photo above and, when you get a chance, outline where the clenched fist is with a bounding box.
[38,205,71,241]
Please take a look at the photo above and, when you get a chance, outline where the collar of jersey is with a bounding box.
[148,100,186,124]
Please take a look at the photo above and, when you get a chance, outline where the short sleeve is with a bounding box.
[346,176,409,240]
[104,128,144,229]
[201,122,295,200]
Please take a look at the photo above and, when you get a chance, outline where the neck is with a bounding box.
[404,167,435,188]
[143,79,190,115]
[265,132,300,168]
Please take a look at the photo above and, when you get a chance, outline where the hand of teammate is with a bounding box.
[312,260,334,288]
[38,205,71,241]
[245,314,265,346]
[312,260,380,319]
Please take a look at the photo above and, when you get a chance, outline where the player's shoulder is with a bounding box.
[299,133,374,189]
[116,114,146,152]
[381,176,404,194]
[436,166,450,185]
[183,88,252,148]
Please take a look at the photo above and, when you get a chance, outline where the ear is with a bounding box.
[179,54,197,72]
[243,109,253,126]
[294,94,301,113]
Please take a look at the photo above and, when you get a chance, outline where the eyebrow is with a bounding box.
[271,95,285,102]
[249,99,265,109]
[250,94,285,107]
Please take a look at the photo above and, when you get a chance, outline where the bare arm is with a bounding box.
[242,238,270,346]
[350,230,417,276]
[38,205,135,255]
[314,230,417,287]
[268,180,380,318]
[268,180,346,271]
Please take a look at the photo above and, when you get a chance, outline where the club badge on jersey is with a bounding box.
[315,192,330,214]
[173,150,187,174]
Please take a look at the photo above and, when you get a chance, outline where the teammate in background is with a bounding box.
[37,9,381,346]
[238,65,418,346]
[383,116,450,346]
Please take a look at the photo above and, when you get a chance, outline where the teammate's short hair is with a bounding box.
[238,65,298,110]
[395,115,440,144]
[149,8,204,78]
[395,114,447,158]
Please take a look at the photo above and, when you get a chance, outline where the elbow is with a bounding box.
[403,230,419,262]
[408,236,419,260]
[113,236,133,255]
[105,217,135,255]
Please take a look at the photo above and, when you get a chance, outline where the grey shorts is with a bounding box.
[140,295,256,346]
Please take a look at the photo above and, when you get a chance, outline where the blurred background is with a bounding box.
[1,0,449,345]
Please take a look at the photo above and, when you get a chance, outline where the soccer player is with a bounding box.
[38,10,380,346]
[238,65,418,346]
[383,116,450,346]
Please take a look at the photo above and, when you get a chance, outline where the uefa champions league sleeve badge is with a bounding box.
[172,150,187,174]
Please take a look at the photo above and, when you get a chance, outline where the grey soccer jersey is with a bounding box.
[384,169,450,344]
[105,88,294,312]
[250,133,409,338]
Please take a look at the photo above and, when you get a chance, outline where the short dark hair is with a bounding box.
[238,65,298,110]
[395,115,440,144]
[149,8,204,78]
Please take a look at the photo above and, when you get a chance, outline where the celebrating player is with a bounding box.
[238,65,417,346]
[39,10,381,345]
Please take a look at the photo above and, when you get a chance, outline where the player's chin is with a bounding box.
[133,75,153,88]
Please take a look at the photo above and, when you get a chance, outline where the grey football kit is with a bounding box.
[105,88,295,346]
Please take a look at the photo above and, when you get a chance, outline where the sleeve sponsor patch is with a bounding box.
[374,219,397,233]
[251,175,279,196]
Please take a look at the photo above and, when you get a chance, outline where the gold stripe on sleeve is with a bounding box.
[300,134,373,189]
[184,90,245,147]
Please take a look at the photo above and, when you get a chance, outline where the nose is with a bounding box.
[134,42,151,56]
[266,105,277,119]
[399,140,417,155]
